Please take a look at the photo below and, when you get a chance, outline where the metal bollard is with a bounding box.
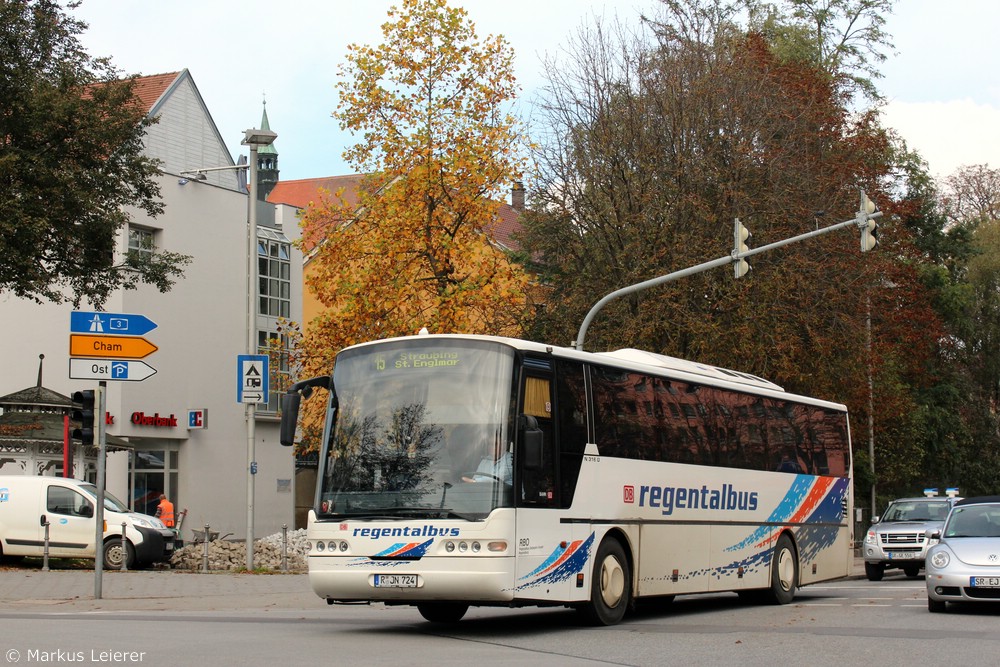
[201,524,210,573]
[121,522,128,571]
[281,524,288,572]
[41,517,51,572]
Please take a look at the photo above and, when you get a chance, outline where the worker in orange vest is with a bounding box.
[155,493,175,528]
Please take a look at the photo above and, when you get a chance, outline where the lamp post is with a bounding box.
[241,127,276,571]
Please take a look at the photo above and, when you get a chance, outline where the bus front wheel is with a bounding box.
[579,538,631,626]
[766,534,797,605]
[417,602,468,623]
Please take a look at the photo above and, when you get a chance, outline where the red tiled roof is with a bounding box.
[267,174,366,209]
[268,175,523,251]
[489,202,522,252]
[129,72,181,114]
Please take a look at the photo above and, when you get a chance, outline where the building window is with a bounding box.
[258,234,290,319]
[128,226,155,260]
[130,448,178,516]
[258,331,291,414]
[254,227,293,414]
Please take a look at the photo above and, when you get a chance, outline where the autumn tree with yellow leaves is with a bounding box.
[293,0,533,450]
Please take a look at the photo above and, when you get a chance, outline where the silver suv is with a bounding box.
[863,490,961,581]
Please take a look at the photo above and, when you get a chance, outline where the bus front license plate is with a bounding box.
[971,576,1000,588]
[374,574,418,588]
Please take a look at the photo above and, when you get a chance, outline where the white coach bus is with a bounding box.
[280,333,853,625]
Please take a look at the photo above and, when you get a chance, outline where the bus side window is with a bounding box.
[556,360,587,508]
[521,375,555,505]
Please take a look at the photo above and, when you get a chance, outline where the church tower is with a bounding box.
[256,99,279,201]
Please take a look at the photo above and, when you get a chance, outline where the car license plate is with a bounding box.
[970,576,1000,588]
[374,574,418,588]
[886,552,897,559]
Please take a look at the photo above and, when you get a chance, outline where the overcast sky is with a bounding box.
[68,0,999,184]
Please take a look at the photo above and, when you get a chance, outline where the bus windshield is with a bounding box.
[318,339,516,521]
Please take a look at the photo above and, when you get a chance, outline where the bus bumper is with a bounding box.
[308,555,516,603]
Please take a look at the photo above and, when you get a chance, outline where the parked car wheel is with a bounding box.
[928,597,947,613]
[102,539,135,569]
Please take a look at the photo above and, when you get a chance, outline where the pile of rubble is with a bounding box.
[170,528,309,572]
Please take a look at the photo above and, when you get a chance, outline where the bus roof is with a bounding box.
[594,348,784,392]
[342,333,846,411]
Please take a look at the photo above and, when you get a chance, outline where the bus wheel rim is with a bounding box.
[600,556,625,607]
[777,548,794,591]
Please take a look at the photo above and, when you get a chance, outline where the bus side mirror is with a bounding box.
[78,504,93,518]
[40,514,47,527]
[279,392,301,447]
[280,376,332,447]
[520,415,543,471]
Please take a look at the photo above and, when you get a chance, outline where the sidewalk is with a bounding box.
[0,556,869,614]
[0,568,315,613]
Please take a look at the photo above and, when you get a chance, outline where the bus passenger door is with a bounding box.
[518,371,557,507]
[514,361,576,602]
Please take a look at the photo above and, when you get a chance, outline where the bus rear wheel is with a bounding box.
[579,538,630,626]
[765,534,797,605]
[417,602,468,623]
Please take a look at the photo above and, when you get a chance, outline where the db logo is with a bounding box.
[623,485,635,503]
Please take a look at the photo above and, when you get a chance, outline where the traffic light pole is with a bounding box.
[573,206,882,351]
[93,382,107,599]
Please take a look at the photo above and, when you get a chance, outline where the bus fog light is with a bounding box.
[316,541,325,552]
[471,542,481,553]
[459,542,468,552]
[445,542,455,553]
[339,541,349,552]
[327,541,337,552]
[487,541,507,552]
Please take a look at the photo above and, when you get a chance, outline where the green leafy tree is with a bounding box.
[0,0,189,307]
[747,0,896,102]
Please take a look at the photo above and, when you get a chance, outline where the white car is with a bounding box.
[925,496,1000,612]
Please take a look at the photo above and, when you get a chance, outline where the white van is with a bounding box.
[0,475,175,569]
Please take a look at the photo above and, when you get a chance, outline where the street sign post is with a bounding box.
[237,354,269,404]
[69,358,158,382]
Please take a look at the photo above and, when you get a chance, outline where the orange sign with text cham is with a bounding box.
[69,334,158,359]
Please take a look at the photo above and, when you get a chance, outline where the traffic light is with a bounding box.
[859,190,878,252]
[733,218,751,278]
[71,389,96,446]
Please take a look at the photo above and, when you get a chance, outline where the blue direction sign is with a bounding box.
[237,354,269,404]
[70,311,158,336]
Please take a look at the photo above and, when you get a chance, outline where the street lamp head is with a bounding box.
[242,128,277,147]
